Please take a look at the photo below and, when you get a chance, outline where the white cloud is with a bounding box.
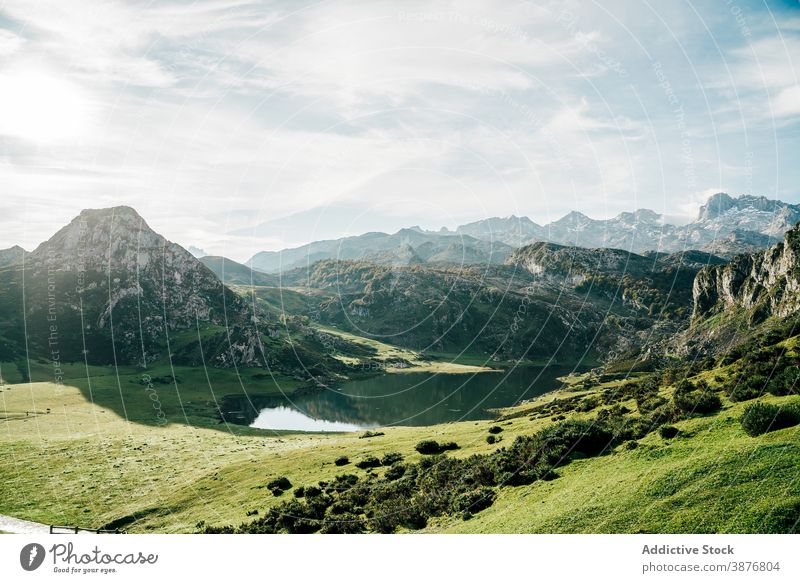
[0,29,23,55]
[230,0,595,107]
[772,85,800,118]
[1,0,799,259]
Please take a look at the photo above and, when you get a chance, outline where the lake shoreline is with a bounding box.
[219,363,585,431]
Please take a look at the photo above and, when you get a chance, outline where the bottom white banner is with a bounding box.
[0,534,797,583]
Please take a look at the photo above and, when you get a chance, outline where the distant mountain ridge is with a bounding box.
[245,193,798,272]
[247,228,514,273]
[448,192,797,256]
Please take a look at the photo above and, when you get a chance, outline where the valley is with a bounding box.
[1,193,799,534]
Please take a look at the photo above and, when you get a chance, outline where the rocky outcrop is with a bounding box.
[692,223,800,323]
[507,241,653,279]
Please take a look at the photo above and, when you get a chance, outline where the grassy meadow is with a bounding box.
[1,347,798,533]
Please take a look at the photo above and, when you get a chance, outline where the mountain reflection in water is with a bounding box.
[221,366,575,432]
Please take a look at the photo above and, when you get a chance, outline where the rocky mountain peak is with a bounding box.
[697,193,735,221]
[26,205,204,281]
[9,206,262,367]
[0,245,27,268]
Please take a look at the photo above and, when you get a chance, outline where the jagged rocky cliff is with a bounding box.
[692,223,800,324]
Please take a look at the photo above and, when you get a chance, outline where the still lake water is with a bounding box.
[223,366,576,432]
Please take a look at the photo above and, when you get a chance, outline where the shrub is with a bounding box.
[487,425,503,434]
[355,456,381,469]
[359,431,385,439]
[451,487,496,514]
[293,486,305,498]
[415,440,460,455]
[325,474,359,494]
[767,366,800,396]
[727,375,768,402]
[384,464,406,481]
[380,452,403,466]
[367,496,427,534]
[486,435,496,444]
[493,420,615,486]
[303,485,322,498]
[267,476,292,495]
[334,456,350,466]
[659,426,679,439]
[740,402,800,436]
[673,387,721,415]
[576,396,600,412]
[416,440,438,454]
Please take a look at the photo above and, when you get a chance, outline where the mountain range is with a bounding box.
[247,227,515,273]
[2,192,800,377]
[0,207,370,380]
[244,193,798,273]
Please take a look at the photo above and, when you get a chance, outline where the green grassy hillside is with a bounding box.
[1,332,797,533]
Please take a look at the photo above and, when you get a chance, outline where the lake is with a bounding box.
[221,365,577,432]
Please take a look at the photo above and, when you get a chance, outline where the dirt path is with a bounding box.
[0,514,50,534]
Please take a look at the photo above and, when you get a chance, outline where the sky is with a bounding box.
[0,0,798,262]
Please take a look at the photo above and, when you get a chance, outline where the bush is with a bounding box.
[293,486,305,498]
[415,440,440,454]
[334,456,350,466]
[673,387,721,415]
[325,474,359,494]
[767,366,800,396]
[576,396,600,412]
[727,375,768,402]
[659,426,679,439]
[486,435,496,444]
[359,431,385,439]
[740,402,800,436]
[267,476,292,495]
[380,452,403,466]
[488,425,504,434]
[415,440,460,455]
[303,485,322,498]
[384,464,406,481]
[451,487,496,515]
[355,456,381,469]
[493,420,615,486]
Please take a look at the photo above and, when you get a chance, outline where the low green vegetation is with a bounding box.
[740,402,800,436]
[197,329,800,534]
[2,327,799,534]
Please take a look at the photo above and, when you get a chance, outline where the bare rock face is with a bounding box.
[692,223,800,323]
[17,206,262,367]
